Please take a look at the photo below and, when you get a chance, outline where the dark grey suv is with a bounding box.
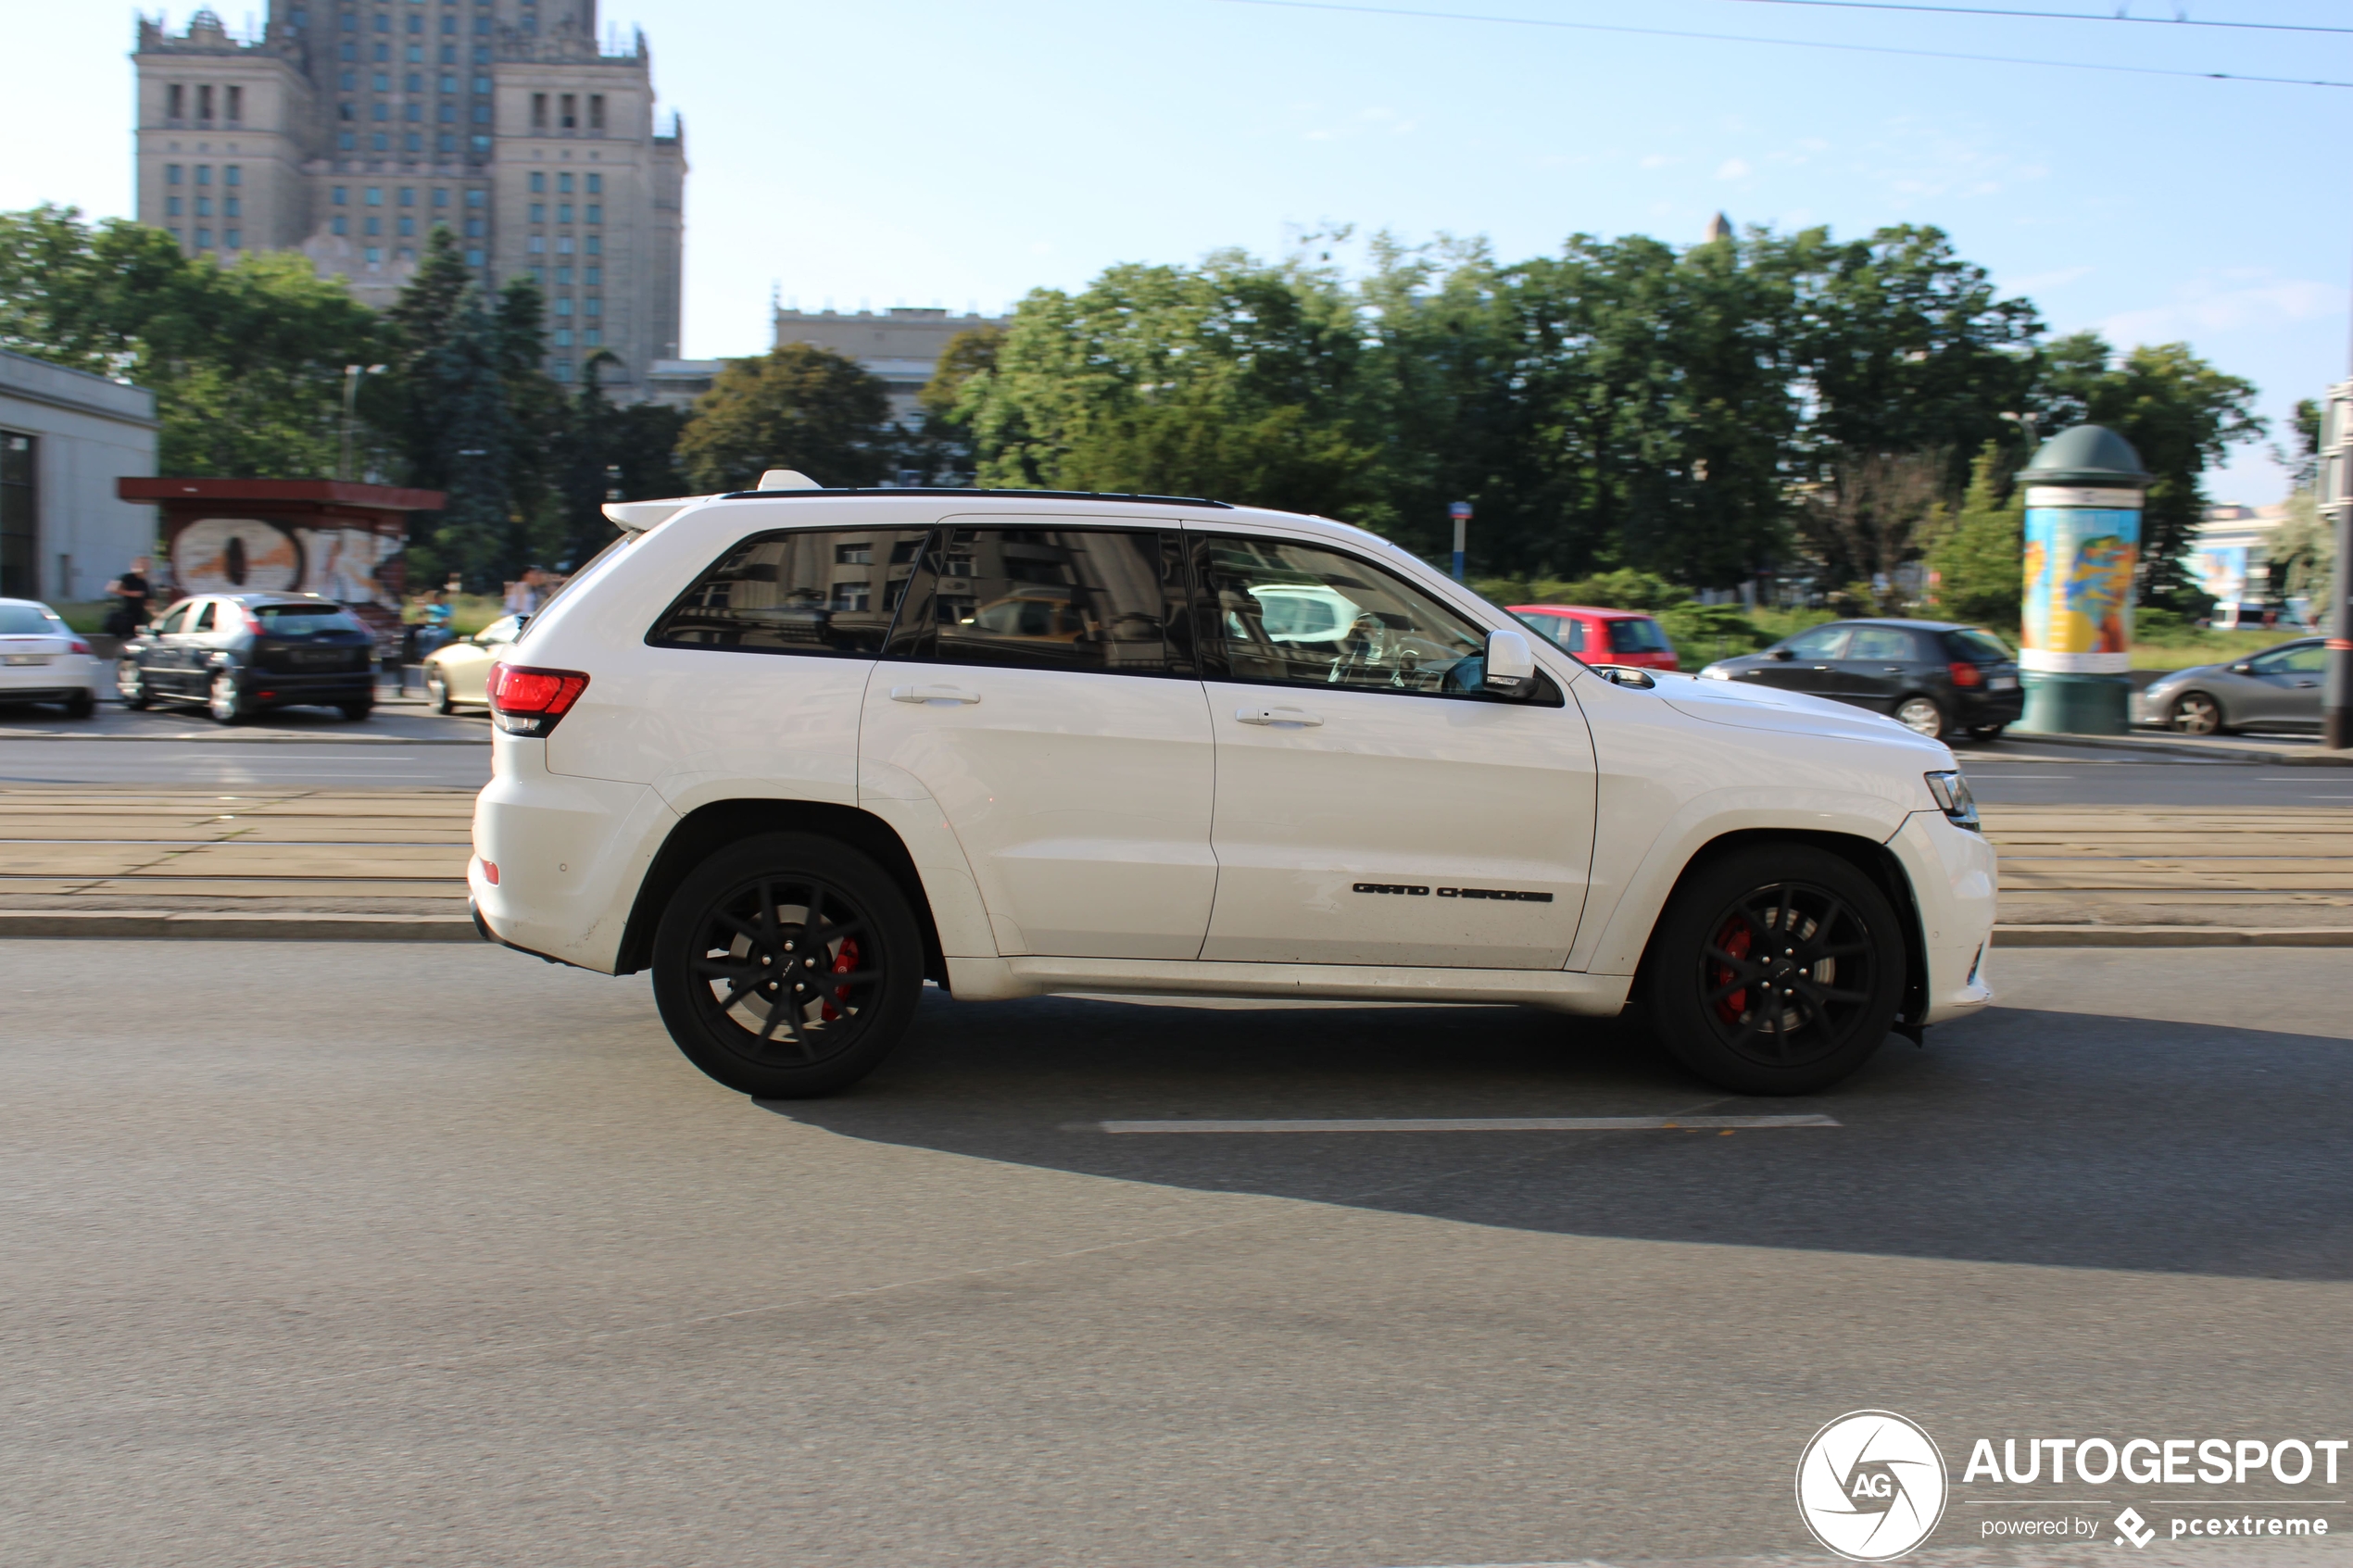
[118,594,377,724]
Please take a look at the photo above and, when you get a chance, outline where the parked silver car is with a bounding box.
[2136,638,2327,734]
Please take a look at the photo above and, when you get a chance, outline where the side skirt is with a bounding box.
[946,955,1630,1015]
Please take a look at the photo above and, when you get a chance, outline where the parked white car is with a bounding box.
[0,597,103,717]
[469,482,1995,1100]
[422,613,522,712]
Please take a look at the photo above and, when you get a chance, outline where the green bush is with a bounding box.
[1475,569,1686,613]
[1659,602,1769,662]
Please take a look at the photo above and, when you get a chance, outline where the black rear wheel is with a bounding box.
[1642,845,1906,1095]
[650,833,924,1098]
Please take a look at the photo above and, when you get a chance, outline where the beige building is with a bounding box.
[648,306,1007,423]
[132,2,684,397]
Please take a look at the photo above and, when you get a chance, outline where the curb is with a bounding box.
[1994,925,2353,947]
[2000,732,2353,767]
[0,911,483,941]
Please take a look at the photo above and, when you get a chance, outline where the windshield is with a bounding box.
[0,605,63,635]
[1947,628,2014,662]
[257,603,366,634]
[1605,617,1670,654]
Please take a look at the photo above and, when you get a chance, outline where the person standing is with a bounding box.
[104,556,153,636]
[502,565,548,620]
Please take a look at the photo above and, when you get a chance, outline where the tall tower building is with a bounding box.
[132,3,685,397]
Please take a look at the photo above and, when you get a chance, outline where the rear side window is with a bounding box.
[1604,617,1668,654]
[192,602,219,632]
[648,528,931,656]
[256,603,365,633]
[2251,643,2325,675]
[1846,626,1915,661]
[1516,612,1583,653]
[885,527,1194,676]
[0,605,62,634]
[1945,628,2013,662]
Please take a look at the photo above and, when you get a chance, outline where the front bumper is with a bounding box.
[1884,809,1998,1025]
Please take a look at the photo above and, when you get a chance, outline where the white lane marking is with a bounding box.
[1092,1114,1839,1134]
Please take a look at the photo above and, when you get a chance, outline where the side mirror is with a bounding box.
[2229,661,2253,675]
[1768,646,1795,661]
[1484,626,1538,698]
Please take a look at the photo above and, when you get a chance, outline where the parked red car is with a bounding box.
[1508,604,1680,671]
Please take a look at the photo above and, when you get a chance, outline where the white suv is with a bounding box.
[469,483,1994,1099]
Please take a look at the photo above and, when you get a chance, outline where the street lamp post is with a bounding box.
[1449,500,1473,583]
[340,362,386,482]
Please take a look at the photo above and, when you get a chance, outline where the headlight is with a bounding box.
[1699,664,1732,680]
[1924,770,1980,832]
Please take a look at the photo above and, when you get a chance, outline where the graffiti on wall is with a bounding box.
[170,517,402,608]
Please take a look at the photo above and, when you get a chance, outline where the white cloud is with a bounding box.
[1716,157,1751,181]
[2097,275,2340,345]
[2006,265,2093,295]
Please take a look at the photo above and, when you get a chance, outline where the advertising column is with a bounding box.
[2012,424,2150,736]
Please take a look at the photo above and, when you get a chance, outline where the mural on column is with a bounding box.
[2020,496,2139,674]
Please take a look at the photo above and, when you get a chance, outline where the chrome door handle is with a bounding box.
[1881,665,1905,671]
[890,684,980,705]
[1236,706,1322,727]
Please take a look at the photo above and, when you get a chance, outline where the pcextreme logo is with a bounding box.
[1796,1411,1950,1562]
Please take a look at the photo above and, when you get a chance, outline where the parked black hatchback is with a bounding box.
[117,593,377,725]
[1696,619,2023,739]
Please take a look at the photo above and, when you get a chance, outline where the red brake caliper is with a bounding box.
[1710,918,1753,1024]
[821,937,862,1022]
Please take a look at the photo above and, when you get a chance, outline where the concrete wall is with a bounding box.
[0,351,160,603]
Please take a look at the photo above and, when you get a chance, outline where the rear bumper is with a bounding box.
[0,657,104,699]
[1951,686,2025,725]
[241,670,376,703]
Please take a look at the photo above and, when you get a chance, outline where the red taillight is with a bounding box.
[241,609,265,635]
[1948,660,1984,688]
[487,661,590,736]
[68,639,90,655]
[481,859,499,885]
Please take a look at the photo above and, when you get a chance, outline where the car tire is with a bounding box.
[340,700,373,722]
[208,670,246,726]
[1642,844,1906,1096]
[119,662,151,709]
[650,833,926,1099]
[1968,723,2005,741]
[426,669,456,715]
[2170,691,2226,735]
[1894,695,1946,737]
[61,691,95,719]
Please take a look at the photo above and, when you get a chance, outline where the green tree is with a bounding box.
[1924,443,2024,628]
[0,204,383,478]
[676,344,894,492]
[960,251,1378,514]
[2033,332,2263,608]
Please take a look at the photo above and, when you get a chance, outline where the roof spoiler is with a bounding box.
[601,495,710,532]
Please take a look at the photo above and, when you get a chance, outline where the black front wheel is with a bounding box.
[1642,845,1906,1095]
[650,833,925,1098]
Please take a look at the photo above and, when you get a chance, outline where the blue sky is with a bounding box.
[8,0,2347,499]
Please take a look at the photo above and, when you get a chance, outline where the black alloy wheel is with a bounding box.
[2170,691,2225,735]
[1643,845,1906,1095]
[650,833,925,1098]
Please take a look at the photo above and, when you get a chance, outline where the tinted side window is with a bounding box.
[192,601,219,632]
[155,603,192,634]
[1193,533,1525,700]
[886,527,1191,676]
[1785,624,1852,659]
[1605,617,1669,655]
[648,527,930,656]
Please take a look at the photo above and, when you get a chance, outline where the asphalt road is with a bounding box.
[0,701,492,787]
[6,940,2347,1568]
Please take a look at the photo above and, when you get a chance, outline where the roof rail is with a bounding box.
[713,485,1235,509]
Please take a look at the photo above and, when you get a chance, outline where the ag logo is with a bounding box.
[1795,1410,1949,1562]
